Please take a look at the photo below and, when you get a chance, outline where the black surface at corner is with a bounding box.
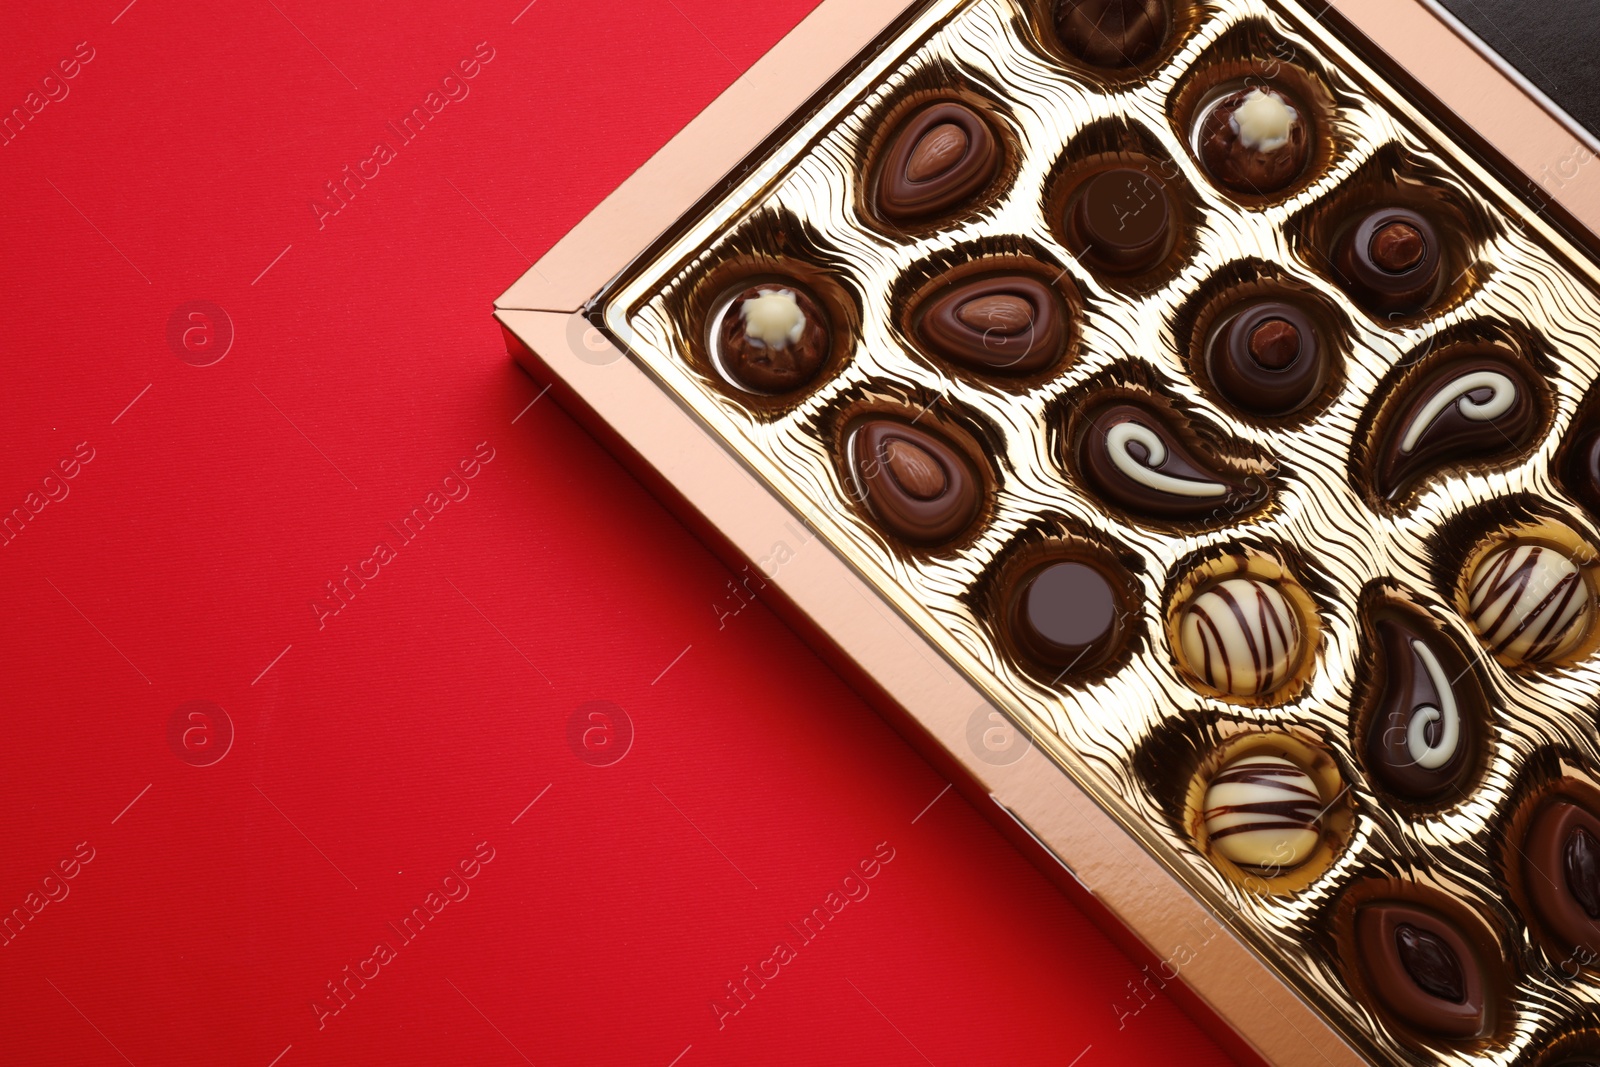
[1434,0,1600,138]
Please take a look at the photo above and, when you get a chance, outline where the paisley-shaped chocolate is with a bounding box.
[1355,902,1491,1039]
[1361,606,1485,803]
[915,275,1067,375]
[1372,351,1541,501]
[1207,301,1328,418]
[1334,206,1444,315]
[876,102,1001,222]
[1078,402,1265,520]
[848,419,983,545]
[1522,792,1600,960]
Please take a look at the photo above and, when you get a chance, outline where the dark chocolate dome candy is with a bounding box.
[915,274,1067,375]
[1066,167,1177,275]
[1078,401,1264,521]
[1370,350,1541,502]
[1054,0,1167,67]
[1562,420,1600,515]
[849,419,983,545]
[1334,206,1443,315]
[1522,792,1600,960]
[1010,559,1126,672]
[1360,605,1485,803]
[715,283,831,394]
[876,102,1001,222]
[1208,302,1326,417]
[1355,902,1492,1039]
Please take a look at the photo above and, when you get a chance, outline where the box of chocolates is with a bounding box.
[497,0,1600,1061]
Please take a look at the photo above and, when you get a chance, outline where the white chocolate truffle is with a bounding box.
[1468,542,1593,664]
[1203,753,1322,872]
[1179,577,1303,697]
[1230,88,1298,153]
[739,290,807,350]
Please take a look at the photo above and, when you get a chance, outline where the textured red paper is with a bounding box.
[0,2,1242,1064]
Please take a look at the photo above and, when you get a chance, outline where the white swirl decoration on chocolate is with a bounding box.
[1404,639,1460,769]
[1202,753,1322,872]
[1398,371,1517,454]
[1179,577,1303,697]
[1468,542,1593,664]
[1105,422,1227,498]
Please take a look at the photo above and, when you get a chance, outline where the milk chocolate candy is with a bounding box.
[876,102,1001,222]
[1355,903,1492,1039]
[915,274,1067,375]
[1065,167,1177,276]
[849,419,983,545]
[1522,793,1600,961]
[716,284,831,393]
[1197,86,1311,196]
[1054,0,1167,67]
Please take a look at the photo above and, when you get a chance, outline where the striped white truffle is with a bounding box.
[1467,542,1593,664]
[1178,577,1303,697]
[1202,753,1322,872]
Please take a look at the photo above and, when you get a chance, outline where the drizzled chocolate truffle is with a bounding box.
[915,274,1067,375]
[1371,351,1541,502]
[716,284,830,394]
[1355,903,1492,1039]
[1065,167,1178,276]
[1178,576,1303,698]
[1522,791,1600,961]
[1197,87,1310,196]
[1054,0,1167,68]
[1008,558,1129,673]
[1078,401,1265,520]
[876,102,1001,222]
[1466,541,1593,666]
[1202,752,1322,873]
[1208,301,1327,417]
[848,419,983,546]
[1334,206,1443,315]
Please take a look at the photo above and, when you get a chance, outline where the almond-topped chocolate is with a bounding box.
[848,419,983,546]
[875,102,1000,222]
[915,274,1067,374]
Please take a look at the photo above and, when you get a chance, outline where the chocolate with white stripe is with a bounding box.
[1202,752,1322,872]
[1466,541,1593,665]
[1079,402,1265,522]
[1178,576,1303,697]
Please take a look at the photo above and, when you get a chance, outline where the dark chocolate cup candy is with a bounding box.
[1209,302,1325,417]
[1009,559,1126,672]
[876,102,1001,222]
[1334,207,1443,315]
[1054,0,1167,68]
[1065,167,1176,276]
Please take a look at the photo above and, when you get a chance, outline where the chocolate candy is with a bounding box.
[876,102,1000,222]
[1466,541,1593,665]
[1355,903,1490,1039]
[1065,167,1177,275]
[1371,352,1540,502]
[848,419,982,545]
[716,284,830,393]
[1054,0,1167,68]
[1207,302,1326,417]
[1562,421,1600,515]
[1522,792,1600,960]
[1334,206,1443,315]
[1202,752,1321,872]
[1196,87,1310,196]
[1009,558,1127,673]
[915,274,1067,375]
[1362,606,1485,803]
[1078,402,1263,520]
[1178,576,1303,697]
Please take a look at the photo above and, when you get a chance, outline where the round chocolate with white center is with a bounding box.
[848,419,982,546]
[1065,167,1178,276]
[1054,0,1167,67]
[1372,352,1540,502]
[1178,576,1302,697]
[1355,903,1490,1039]
[1522,793,1600,960]
[716,284,830,394]
[1208,301,1326,417]
[1467,542,1593,665]
[1009,559,1128,673]
[1334,206,1443,315]
[1197,87,1310,196]
[915,274,1067,375]
[1079,402,1263,521]
[876,102,1000,222]
[1363,609,1485,802]
[1202,753,1322,872]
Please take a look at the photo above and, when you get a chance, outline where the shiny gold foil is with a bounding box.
[597,1,1600,1061]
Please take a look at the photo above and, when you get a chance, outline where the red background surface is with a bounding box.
[0,2,1244,1064]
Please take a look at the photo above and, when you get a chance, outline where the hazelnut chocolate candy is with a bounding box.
[1054,0,1167,68]
[876,102,1000,222]
[1522,792,1600,961]
[848,419,982,545]
[1208,301,1326,417]
[1078,401,1264,521]
[1355,903,1491,1039]
[717,284,831,394]
[1334,206,1443,315]
[1371,351,1540,502]
[1197,87,1310,196]
[1065,167,1177,276]
[915,274,1067,375]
